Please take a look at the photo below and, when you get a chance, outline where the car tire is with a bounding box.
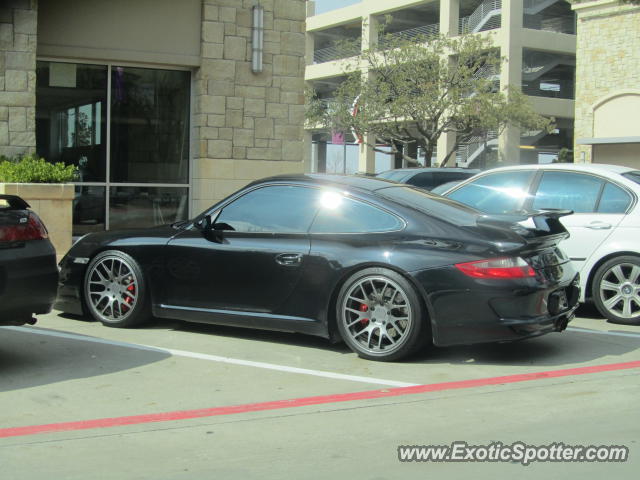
[592,255,640,325]
[83,250,150,328]
[336,267,429,361]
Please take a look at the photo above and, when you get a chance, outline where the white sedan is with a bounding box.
[444,163,640,325]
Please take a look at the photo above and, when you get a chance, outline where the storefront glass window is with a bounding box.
[35,61,190,236]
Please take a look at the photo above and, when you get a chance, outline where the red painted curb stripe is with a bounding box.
[2,360,639,439]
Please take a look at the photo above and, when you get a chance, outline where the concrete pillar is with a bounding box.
[498,0,524,165]
[306,31,315,65]
[440,0,460,37]
[437,53,458,166]
[317,140,327,173]
[437,131,457,166]
[303,131,314,172]
[358,14,377,173]
[406,143,418,167]
[306,1,315,17]
[358,134,376,173]
[305,2,316,66]
[362,14,378,50]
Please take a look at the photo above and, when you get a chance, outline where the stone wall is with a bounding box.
[0,0,37,159]
[573,0,640,162]
[192,0,307,213]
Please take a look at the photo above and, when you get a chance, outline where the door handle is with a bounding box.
[585,221,612,230]
[275,253,302,266]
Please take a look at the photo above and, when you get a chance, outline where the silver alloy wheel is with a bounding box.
[86,255,139,323]
[598,262,640,319]
[341,275,413,356]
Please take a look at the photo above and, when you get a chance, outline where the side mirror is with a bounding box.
[194,214,213,231]
[212,222,235,232]
[196,216,235,243]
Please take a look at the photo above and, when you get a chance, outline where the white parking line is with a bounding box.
[567,327,640,338]
[1,326,418,388]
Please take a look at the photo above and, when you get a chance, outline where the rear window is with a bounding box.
[598,182,632,213]
[311,196,404,233]
[622,171,640,186]
[378,186,481,227]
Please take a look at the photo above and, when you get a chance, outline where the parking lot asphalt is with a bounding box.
[1,306,639,479]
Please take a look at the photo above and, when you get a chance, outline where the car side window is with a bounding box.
[532,172,603,213]
[310,194,403,233]
[447,171,535,214]
[216,186,319,233]
[598,182,632,213]
[432,172,473,186]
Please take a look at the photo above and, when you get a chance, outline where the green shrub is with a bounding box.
[0,154,78,183]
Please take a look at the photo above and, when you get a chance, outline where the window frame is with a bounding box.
[526,170,636,215]
[203,182,406,236]
[212,184,322,235]
[36,57,193,235]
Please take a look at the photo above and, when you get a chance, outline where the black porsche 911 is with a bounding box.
[56,174,580,361]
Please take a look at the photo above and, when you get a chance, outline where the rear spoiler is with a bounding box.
[0,194,30,210]
[477,209,573,251]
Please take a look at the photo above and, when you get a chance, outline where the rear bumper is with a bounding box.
[0,240,58,325]
[412,264,580,347]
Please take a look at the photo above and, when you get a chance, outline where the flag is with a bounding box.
[331,130,345,145]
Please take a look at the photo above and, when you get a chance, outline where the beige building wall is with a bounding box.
[192,0,306,213]
[0,0,37,159]
[572,0,640,165]
[37,0,202,67]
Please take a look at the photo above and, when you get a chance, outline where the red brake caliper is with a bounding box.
[122,284,135,311]
[359,303,369,326]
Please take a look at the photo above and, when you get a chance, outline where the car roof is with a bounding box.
[480,163,637,175]
[378,167,480,175]
[251,173,402,193]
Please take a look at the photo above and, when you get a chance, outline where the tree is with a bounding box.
[306,29,552,167]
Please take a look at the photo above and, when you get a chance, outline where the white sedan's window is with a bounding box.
[533,172,602,213]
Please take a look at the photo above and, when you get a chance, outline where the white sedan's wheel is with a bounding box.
[593,256,640,325]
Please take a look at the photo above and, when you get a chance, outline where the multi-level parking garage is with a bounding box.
[305,0,577,173]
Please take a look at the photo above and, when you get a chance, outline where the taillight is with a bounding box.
[0,214,48,243]
[455,257,535,279]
